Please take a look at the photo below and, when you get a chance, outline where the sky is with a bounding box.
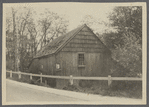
[4,2,143,34]
[33,3,115,33]
[5,3,116,34]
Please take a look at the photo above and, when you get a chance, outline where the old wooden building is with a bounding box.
[29,24,111,88]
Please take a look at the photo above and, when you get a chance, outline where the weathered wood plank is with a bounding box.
[62,47,105,52]
[66,42,102,45]
[78,31,94,35]
[66,43,103,48]
[70,39,98,44]
[65,46,102,49]
[75,35,95,40]
[7,71,142,81]
[81,27,90,31]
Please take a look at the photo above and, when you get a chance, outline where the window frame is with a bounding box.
[56,63,61,69]
[77,52,85,67]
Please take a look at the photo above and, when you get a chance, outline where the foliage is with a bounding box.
[6,7,69,71]
[62,80,142,99]
[107,6,142,76]
[80,6,142,76]
[38,10,69,49]
[112,32,142,75]
[100,32,120,49]
[108,6,142,44]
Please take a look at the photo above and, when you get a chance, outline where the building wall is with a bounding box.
[29,55,56,87]
[29,56,55,74]
[55,51,111,88]
[29,26,111,88]
[55,26,111,88]
[38,56,55,75]
[61,26,109,53]
[39,56,56,87]
[55,52,111,76]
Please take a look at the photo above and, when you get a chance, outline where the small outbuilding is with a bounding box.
[29,24,111,88]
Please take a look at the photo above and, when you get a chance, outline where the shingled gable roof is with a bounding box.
[34,24,110,58]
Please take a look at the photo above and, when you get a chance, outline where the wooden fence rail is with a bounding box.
[6,71,142,86]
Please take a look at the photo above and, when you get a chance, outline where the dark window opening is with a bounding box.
[78,54,85,65]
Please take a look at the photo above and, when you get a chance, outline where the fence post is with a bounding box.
[18,72,21,79]
[70,75,73,85]
[10,71,12,78]
[108,75,112,87]
[40,73,42,83]
[30,73,32,80]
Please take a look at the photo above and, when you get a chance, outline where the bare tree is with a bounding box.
[11,8,18,71]
[6,7,69,72]
[6,7,34,71]
[38,10,69,50]
[27,19,38,56]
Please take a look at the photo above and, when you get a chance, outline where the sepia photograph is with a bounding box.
[2,2,147,105]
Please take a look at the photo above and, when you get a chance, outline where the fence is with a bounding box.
[6,71,142,86]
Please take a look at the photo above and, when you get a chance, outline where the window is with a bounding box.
[78,54,85,65]
[56,63,61,71]
[56,64,60,69]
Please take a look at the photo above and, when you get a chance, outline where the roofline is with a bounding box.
[85,25,111,53]
[33,52,55,59]
[33,24,86,59]
[33,24,111,59]
[54,24,86,54]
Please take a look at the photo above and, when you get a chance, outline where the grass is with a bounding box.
[62,80,142,99]
[6,72,142,99]
[6,72,51,87]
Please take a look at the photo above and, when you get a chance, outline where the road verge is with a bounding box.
[6,79,143,104]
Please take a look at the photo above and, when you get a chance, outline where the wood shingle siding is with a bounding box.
[29,24,111,88]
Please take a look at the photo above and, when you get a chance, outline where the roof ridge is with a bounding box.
[84,25,111,53]
[54,24,86,54]
[34,24,86,58]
